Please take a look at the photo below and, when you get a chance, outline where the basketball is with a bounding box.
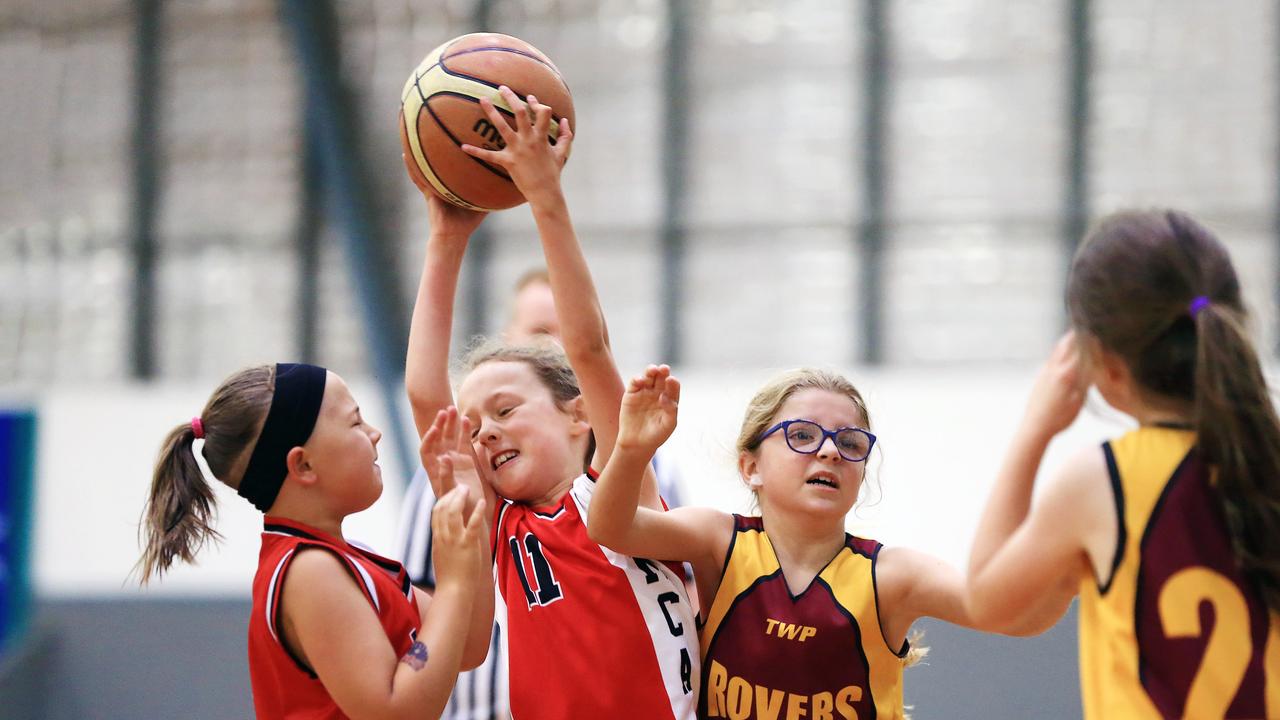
[399,33,575,212]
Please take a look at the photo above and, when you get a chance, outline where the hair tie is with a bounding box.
[1189,296,1210,317]
[191,417,205,439]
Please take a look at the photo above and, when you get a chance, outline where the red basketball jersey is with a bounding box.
[248,517,422,720]
[492,471,699,719]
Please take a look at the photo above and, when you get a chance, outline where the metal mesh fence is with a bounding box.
[1,0,1276,384]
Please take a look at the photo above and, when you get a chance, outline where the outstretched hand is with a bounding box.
[617,365,681,455]
[1023,331,1088,440]
[420,406,490,512]
[460,85,573,206]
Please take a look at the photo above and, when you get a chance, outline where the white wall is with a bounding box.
[31,364,1136,598]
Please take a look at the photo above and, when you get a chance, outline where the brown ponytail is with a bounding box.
[136,365,275,583]
[1192,300,1280,613]
[1068,209,1280,613]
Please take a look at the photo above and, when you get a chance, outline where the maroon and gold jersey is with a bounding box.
[248,517,421,720]
[699,515,908,720]
[1079,426,1280,718]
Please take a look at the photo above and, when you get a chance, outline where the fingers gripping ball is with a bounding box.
[399,33,576,211]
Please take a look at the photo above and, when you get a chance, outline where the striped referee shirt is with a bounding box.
[395,453,685,720]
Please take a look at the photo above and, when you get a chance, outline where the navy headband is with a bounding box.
[238,363,328,512]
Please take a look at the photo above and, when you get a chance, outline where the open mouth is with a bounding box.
[806,472,839,489]
[492,450,519,471]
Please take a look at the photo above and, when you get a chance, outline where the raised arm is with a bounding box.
[418,406,496,664]
[461,86,662,509]
[966,332,1109,629]
[405,194,487,439]
[588,366,732,587]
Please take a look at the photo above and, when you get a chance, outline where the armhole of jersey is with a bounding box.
[272,545,383,678]
[700,513,746,633]
[1097,442,1127,596]
[716,515,744,585]
[268,546,314,677]
[870,544,911,659]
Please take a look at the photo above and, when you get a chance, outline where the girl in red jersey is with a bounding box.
[590,365,1063,720]
[138,363,491,719]
[404,85,699,719]
[966,210,1280,718]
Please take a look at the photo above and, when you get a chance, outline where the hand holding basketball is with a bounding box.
[617,365,681,454]
[400,33,574,211]
[461,86,573,207]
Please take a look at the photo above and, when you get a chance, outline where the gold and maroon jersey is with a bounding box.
[699,515,908,720]
[1079,426,1280,718]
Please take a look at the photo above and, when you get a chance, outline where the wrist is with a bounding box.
[611,441,657,463]
[433,575,474,595]
[524,185,567,212]
[428,231,471,246]
[1013,424,1055,454]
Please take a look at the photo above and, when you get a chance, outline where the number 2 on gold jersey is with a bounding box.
[1157,567,1280,717]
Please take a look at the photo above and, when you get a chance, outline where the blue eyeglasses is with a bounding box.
[757,419,876,463]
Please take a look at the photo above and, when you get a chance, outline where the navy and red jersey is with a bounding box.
[1079,426,1280,718]
[699,515,908,720]
[492,471,699,719]
[248,516,421,720]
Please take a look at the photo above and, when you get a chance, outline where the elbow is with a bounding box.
[585,520,609,546]
[963,582,1006,633]
[963,580,1050,637]
[564,332,609,366]
[460,644,490,671]
[586,518,620,550]
[405,383,433,410]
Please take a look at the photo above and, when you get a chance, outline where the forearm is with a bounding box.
[588,444,652,548]
[527,190,641,481]
[386,583,474,718]
[460,543,495,669]
[967,427,1052,584]
[406,233,468,435]
[527,190,610,361]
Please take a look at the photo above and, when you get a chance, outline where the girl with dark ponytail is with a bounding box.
[138,363,492,719]
[967,209,1280,719]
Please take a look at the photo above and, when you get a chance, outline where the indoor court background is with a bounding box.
[1,1,1276,718]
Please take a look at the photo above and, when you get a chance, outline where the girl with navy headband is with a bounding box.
[138,363,492,719]
[967,209,1280,718]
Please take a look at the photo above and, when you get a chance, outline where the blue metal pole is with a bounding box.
[280,0,415,483]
